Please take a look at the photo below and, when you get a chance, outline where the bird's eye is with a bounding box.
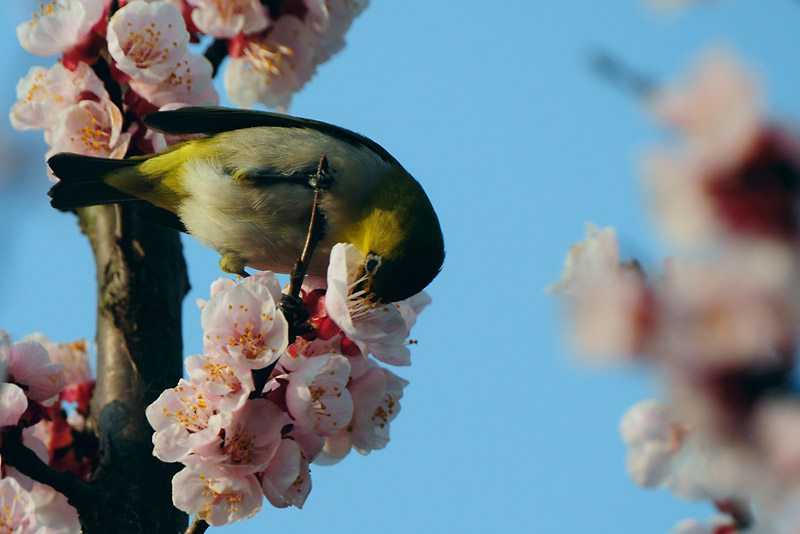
[365,252,382,275]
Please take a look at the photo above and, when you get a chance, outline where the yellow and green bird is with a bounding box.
[47,107,444,303]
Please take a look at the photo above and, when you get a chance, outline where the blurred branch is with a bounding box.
[588,48,657,97]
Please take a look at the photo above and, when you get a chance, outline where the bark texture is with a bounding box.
[76,203,190,533]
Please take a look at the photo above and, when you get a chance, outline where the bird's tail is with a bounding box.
[48,153,142,210]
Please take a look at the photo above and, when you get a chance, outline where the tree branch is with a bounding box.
[0,428,95,512]
[74,203,190,533]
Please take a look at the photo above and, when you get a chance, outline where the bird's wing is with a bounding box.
[142,106,396,163]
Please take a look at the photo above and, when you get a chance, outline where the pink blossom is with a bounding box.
[25,334,91,386]
[1,340,64,405]
[755,399,800,482]
[16,0,106,57]
[29,483,81,534]
[547,224,652,359]
[146,378,231,463]
[655,246,798,366]
[670,516,737,534]
[224,14,318,111]
[649,49,761,163]
[0,477,38,533]
[187,0,269,38]
[201,272,288,370]
[325,243,414,366]
[314,0,369,60]
[46,99,131,163]
[185,354,253,413]
[191,399,286,476]
[280,353,353,436]
[0,383,28,427]
[620,399,682,488]
[333,363,407,458]
[172,467,262,526]
[261,439,311,509]
[620,400,757,501]
[643,50,800,245]
[129,50,219,108]
[10,62,107,133]
[107,0,190,83]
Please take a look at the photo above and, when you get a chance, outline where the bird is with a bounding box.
[47,106,444,304]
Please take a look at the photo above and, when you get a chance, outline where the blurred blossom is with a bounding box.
[548,223,652,359]
[225,14,318,111]
[643,50,800,246]
[553,46,800,534]
[670,515,737,534]
[187,0,270,38]
[655,245,799,366]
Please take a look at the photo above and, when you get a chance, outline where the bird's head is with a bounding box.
[341,167,444,304]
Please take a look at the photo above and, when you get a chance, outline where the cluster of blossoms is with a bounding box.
[147,243,428,526]
[550,50,800,534]
[0,331,97,533]
[10,0,368,169]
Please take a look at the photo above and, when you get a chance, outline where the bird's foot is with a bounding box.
[279,294,313,340]
[220,253,249,278]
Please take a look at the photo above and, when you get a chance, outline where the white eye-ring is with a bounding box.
[365,252,382,275]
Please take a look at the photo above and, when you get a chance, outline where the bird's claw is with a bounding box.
[220,253,249,278]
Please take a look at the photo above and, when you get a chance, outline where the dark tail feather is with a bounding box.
[48,153,140,210]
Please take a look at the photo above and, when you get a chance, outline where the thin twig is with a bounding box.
[287,154,329,299]
[184,516,210,534]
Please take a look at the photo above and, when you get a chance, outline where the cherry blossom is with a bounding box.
[190,399,286,476]
[146,378,231,463]
[224,14,318,111]
[9,62,107,133]
[28,483,81,534]
[314,0,369,60]
[325,243,414,366]
[107,0,190,83]
[46,99,131,162]
[670,515,738,534]
[128,51,219,108]
[1,340,64,406]
[547,223,652,359]
[185,354,253,413]
[334,363,406,458]
[187,0,269,38]
[643,50,800,246]
[279,353,353,436]
[0,477,38,534]
[0,383,28,428]
[16,0,106,57]
[25,334,91,387]
[172,467,263,526]
[201,272,288,370]
[261,439,311,509]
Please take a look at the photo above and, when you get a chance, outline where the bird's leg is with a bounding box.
[219,252,249,278]
[280,154,330,339]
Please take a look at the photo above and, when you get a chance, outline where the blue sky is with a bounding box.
[2,1,800,532]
